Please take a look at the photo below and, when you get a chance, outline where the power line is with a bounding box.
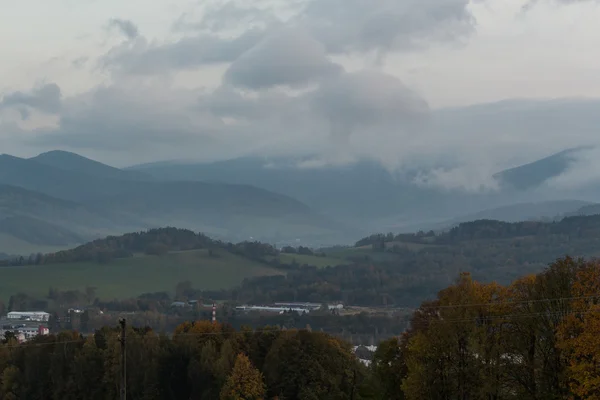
[119,318,126,400]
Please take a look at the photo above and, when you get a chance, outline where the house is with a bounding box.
[0,317,50,342]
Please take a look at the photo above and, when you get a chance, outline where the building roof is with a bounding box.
[7,311,49,315]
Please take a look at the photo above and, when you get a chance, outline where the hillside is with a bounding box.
[30,150,152,181]
[8,214,600,310]
[0,184,146,252]
[493,146,590,190]
[0,216,83,246]
[129,157,522,230]
[444,199,591,225]
[0,228,285,302]
[129,153,597,234]
[0,152,341,249]
[0,248,282,303]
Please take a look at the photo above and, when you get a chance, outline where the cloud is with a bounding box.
[28,82,222,153]
[0,83,62,118]
[10,1,600,190]
[312,70,429,126]
[201,85,294,120]
[104,0,476,77]
[101,29,265,75]
[173,1,281,33]
[299,0,474,56]
[522,0,599,12]
[108,18,139,40]
[543,146,600,190]
[71,56,89,69]
[310,70,429,152]
[224,28,343,89]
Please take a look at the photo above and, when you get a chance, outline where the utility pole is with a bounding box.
[119,318,126,400]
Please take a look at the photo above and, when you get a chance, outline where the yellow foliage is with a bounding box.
[557,261,600,399]
[220,353,266,400]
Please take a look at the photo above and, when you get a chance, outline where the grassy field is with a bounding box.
[0,249,282,302]
[269,253,345,268]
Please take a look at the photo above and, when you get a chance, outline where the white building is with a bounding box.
[235,305,310,314]
[1,319,50,342]
[7,311,50,322]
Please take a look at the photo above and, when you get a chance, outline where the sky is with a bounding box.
[1,0,600,190]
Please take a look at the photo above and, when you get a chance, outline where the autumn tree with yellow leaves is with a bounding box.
[220,353,266,400]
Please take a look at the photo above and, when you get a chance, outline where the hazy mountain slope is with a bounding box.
[0,216,83,246]
[493,147,590,191]
[0,154,343,246]
[0,184,142,231]
[370,199,591,234]
[31,150,152,181]
[446,199,591,224]
[569,203,600,217]
[0,154,134,202]
[129,157,510,226]
[86,180,345,241]
[0,184,148,252]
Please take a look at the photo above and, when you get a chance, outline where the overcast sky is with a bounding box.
[2,0,600,189]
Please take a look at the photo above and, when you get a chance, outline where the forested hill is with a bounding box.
[1,227,278,266]
[356,214,600,247]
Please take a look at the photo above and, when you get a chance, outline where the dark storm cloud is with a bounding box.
[0,83,62,117]
[223,28,343,89]
[101,29,265,74]
[108,18,139,40]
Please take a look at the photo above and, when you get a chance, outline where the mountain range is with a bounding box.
[0,151,344,252]
[1,143,600,253]
[129,145,600,231]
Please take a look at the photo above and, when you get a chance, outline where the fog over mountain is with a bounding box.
[3,0,600,250]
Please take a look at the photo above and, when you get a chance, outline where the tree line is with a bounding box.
[4,283,409,346]
[0,321,381,400]
[374,255,600,399]
[355,214,600,247]
[0,228,281,267]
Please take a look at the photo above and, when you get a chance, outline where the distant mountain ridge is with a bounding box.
[4,142,600,253]
[493,146,594,191]
[128,148,599,231]
[0,151,344,252]
[30,150,153,181]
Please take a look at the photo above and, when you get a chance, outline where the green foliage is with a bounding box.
[0,249,281,303]
[0,323,366,400]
